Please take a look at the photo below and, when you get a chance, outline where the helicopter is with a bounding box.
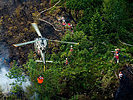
[13,23,79,71]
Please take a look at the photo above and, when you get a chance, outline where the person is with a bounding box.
[119,71,123,79]
[61,17,65,21]
[111,48,120,63]
[115,54,119,63]
[70,45,73,52]
[65,58,68,65]
[111,48,120,54]
[115,48,120,55]
[62,21,66,26]
[68,23,72,29]
[37,76,44,84]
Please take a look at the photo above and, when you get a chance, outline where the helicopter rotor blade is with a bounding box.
[31,23,42,38]
[48,39,79,45]
[13,40,38,47]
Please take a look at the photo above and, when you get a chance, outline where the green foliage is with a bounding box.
[10,84,23,94]
[6,61,26,95]
[103,0,133,45]
[61,31,91,51]
[101,70,114,90]
[22,51,62,98]
[42,67,62,97]
[51,0,59,5]
[89,10,107,53]
[66,0,90,10]
[23,58,40,82]
[104,0,128,29]
[3,0,133,99]
[128,47,133,55]
[75,0,104,33]
[6,61,26,85]
[66,0,103,10]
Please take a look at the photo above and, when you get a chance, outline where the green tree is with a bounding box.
[89,10,107,53]
[103,0,132,44]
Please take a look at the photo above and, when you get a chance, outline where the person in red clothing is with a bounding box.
[37,76,44,84]
[115,54,119,63]
[68,23,70,26]
[70,45,73,52]
[68,23,71,27]
[65,58,68,65]
[111,48,120,63]
[67,23,72,29]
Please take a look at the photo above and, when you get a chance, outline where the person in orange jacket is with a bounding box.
[37,76,44,84]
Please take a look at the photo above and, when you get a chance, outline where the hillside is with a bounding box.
[0,0,133,99]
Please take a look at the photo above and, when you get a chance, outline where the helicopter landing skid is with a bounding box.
[35,60,53,63]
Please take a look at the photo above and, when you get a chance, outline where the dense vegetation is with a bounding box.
[0,0,133,99]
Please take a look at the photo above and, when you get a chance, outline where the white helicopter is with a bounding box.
[13,23,79,70]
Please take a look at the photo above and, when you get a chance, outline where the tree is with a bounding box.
[103,0,132,44]
[89,10,107,53]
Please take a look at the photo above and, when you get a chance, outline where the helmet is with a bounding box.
[68,23,71,26]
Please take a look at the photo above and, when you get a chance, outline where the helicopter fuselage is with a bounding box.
[34,38,47,54]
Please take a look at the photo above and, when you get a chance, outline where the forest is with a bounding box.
[0,0,133,100]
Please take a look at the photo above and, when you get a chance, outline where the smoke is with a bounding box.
[0,42,31,95]
[0,67,16,94]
